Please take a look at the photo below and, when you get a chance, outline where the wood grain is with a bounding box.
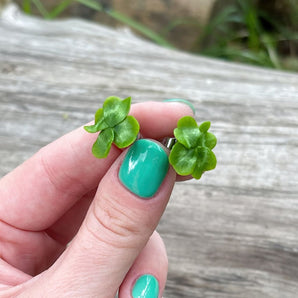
[1,3,298,297]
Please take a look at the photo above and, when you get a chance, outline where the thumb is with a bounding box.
[23,139,175,297]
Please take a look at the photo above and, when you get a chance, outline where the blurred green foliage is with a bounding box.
[22,0,297,71]
[21,0,173,48]
[192,0,298,70]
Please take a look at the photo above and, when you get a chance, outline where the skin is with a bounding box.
[0,101,193,297]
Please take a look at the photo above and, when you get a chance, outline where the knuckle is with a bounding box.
[88,195,145,249]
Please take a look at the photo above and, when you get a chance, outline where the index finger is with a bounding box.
[0,101,194,231]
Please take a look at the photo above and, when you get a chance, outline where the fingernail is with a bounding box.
[119,139,169,198]
[163,98,196,115]
[132,274,159,298]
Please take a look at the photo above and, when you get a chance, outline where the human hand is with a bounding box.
[0,101,193,297]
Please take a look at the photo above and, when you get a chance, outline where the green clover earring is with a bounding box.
[84,96,140,158]
[85,96,217,179]
[166,116,217,179]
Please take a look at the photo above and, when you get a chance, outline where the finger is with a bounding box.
[46,174,191,246]
[45,188,96,245]
[119,231,167,298]
[0,259,31,286]
[132,101,192,139]
[0,124,120,232]
[46,176,187,246]
[0,101,193,231]
[19,139,175,297]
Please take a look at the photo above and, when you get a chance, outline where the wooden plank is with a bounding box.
[1,3,298,297]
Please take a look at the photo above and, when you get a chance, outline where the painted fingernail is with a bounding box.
[163,98,196,115]
[132,274,159,298]
[119,139,169,198]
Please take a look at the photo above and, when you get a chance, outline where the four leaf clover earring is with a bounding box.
[84,96,217,179]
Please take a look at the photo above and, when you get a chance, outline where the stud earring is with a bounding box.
[84,96,140,158]
[166,116,217,180]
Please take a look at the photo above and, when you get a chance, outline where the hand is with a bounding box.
[0,101,193,297]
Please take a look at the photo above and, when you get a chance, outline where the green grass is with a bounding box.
[191,0,297,70]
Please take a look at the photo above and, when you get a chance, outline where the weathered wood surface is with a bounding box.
[1,3,298,297]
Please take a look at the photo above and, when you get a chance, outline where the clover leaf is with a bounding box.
[84,96,140,158]
[169,116,217,179]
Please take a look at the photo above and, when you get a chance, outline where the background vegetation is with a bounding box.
[18,0,298,71]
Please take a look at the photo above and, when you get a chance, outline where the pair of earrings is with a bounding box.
[84,96,217,180]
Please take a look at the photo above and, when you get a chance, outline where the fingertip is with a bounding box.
[163,98,196,116]
[118,232,168,298]
[130,101,194,140]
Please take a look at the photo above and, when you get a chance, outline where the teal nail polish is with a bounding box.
[119,139,169,198]
[163,98,196,115]
[132,274,159,298]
